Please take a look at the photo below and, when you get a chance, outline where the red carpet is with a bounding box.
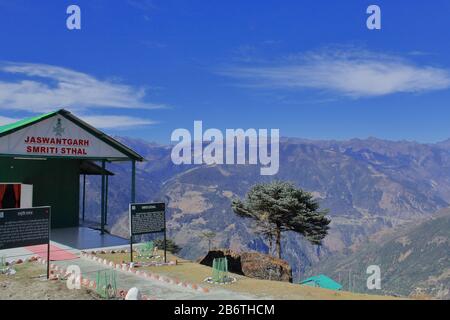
[25,244,78,261]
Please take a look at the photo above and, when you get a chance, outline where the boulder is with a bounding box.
[199,249,292,282]
[125,287,142,300]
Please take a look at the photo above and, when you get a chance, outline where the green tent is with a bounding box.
[299,274,343,291]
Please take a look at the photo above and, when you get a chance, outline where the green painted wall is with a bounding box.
[0,157,80,228]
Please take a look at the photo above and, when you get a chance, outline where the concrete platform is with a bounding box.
[50,227,129,250]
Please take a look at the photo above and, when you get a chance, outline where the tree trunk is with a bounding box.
[275,227,281,259]
[268,237,273,256]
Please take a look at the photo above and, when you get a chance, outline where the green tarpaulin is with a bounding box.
[299,274,343,291]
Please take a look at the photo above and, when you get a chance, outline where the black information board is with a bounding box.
[129,202,166,263]
[0,206,50,250]
[129,202,165,236]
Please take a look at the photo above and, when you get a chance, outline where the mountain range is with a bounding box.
[83,136,450,297]
[308,208,450,298]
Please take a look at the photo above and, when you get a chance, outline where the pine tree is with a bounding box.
[232,181,330,259]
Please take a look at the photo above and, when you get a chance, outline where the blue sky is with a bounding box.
[0,0,450,143]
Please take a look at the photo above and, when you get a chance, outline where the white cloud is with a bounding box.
[79,115,157,129]
[0,62,165,112]
[0,115,19,126]
[220,49,450,98]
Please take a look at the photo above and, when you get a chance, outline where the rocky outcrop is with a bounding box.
[199,249,292,282]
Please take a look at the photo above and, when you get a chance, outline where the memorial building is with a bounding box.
[0,109,144,233]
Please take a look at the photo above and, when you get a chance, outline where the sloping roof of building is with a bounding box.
[299,274,343,291]
[0,111,55,134]
[0,109,144,161]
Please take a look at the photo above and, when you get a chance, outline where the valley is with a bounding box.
[83,136,450,298]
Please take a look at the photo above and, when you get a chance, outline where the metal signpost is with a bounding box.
[0,206,51,278]
[129,202,166,263]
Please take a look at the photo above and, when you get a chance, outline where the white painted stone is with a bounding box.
[125,287,141,300]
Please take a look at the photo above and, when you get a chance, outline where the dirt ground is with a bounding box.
[98,250,398,300]
[0,262,98,300]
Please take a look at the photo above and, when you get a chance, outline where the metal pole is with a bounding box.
[164,228,167,263]
[47,238,50,279]
[130,208,133,263]
[105,174,109,225]
[164,202,167,263]
[130,236,133,263]
[47,207,51,279]
[82,174,86,221]
[348,269,352,291]
[130,160,136,262]
[100,160,105,234]
[131,160,136,203]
